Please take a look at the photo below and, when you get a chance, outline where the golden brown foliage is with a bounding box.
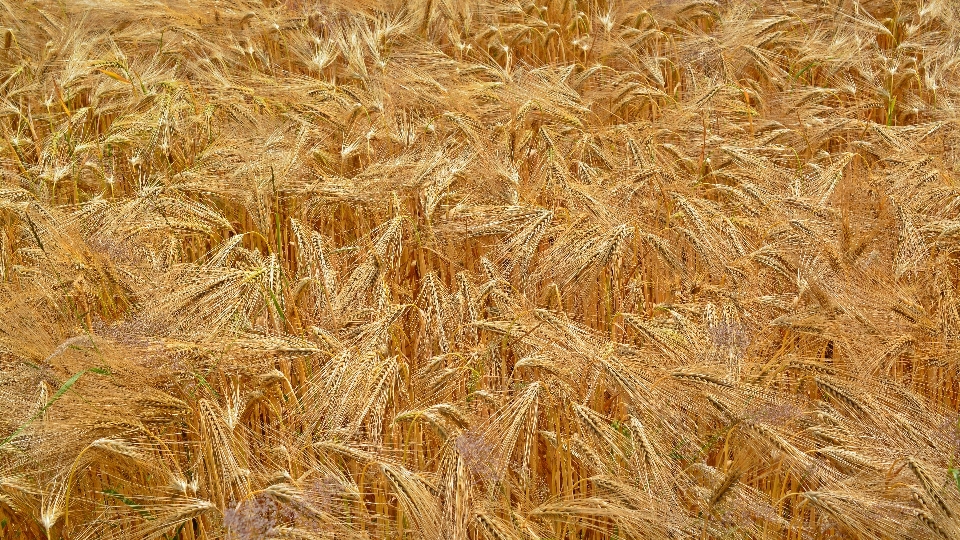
[1,0,960,538]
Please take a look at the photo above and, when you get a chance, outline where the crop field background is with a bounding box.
[1,0,960,538]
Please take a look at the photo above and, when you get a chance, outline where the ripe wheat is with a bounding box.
[1,0,960,538]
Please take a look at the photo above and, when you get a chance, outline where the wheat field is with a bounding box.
[1,0,959,538]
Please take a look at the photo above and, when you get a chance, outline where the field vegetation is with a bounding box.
[2,0,960,538]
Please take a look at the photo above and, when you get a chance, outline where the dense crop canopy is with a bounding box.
[1,0,960,538]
